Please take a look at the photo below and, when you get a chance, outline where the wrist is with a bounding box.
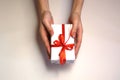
[70,11,80,18]
[71,0,83,17]
[40,10,53,23]
[71,5,81,16]
[38,0,50,17]
[40,9,50,16]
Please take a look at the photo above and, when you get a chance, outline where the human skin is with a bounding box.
[38,0,83,59]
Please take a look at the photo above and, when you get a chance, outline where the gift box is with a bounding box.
[51,24,75,64]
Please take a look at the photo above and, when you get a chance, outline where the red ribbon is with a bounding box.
[51,24,74,64]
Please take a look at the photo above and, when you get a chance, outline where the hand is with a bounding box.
[39,11,54,58]
[68,12,83,58]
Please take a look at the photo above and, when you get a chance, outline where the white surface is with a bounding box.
[51,24,75,64]
[0,0,120,80]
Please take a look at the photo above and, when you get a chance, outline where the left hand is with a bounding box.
[39,11,54,59]
[68,12,83,58]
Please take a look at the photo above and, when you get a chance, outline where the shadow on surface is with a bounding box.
[33,0,73,72]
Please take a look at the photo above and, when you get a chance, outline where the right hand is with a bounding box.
[68,12,83,58]
[39,11,54,59]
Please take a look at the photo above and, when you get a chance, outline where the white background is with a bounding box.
[0,0,120,80]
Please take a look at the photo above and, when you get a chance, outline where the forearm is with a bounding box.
[71,0,83,15]
[38,0,50,15]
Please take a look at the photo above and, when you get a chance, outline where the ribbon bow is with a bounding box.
[51,24,74,64]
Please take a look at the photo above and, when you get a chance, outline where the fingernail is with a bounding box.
[51,31,54,36]
[72,33,75,38]
[48,56,50,60]
[47,51,51,59]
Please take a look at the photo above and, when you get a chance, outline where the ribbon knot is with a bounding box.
[51,24,74,64]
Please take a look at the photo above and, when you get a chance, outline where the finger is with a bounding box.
[75,23,83,58]
[70,20,78,38]
[40,23,51,58]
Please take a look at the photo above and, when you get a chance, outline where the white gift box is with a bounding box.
[51,24,75,64]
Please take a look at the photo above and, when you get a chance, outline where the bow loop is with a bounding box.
[53,40,61,46]
[65,44,74,50]
[59,34,64,44]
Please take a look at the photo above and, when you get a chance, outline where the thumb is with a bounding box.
[71,23,78,38]
[43,19,54,36]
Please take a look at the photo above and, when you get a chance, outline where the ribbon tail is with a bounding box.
[59,48,66,64]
